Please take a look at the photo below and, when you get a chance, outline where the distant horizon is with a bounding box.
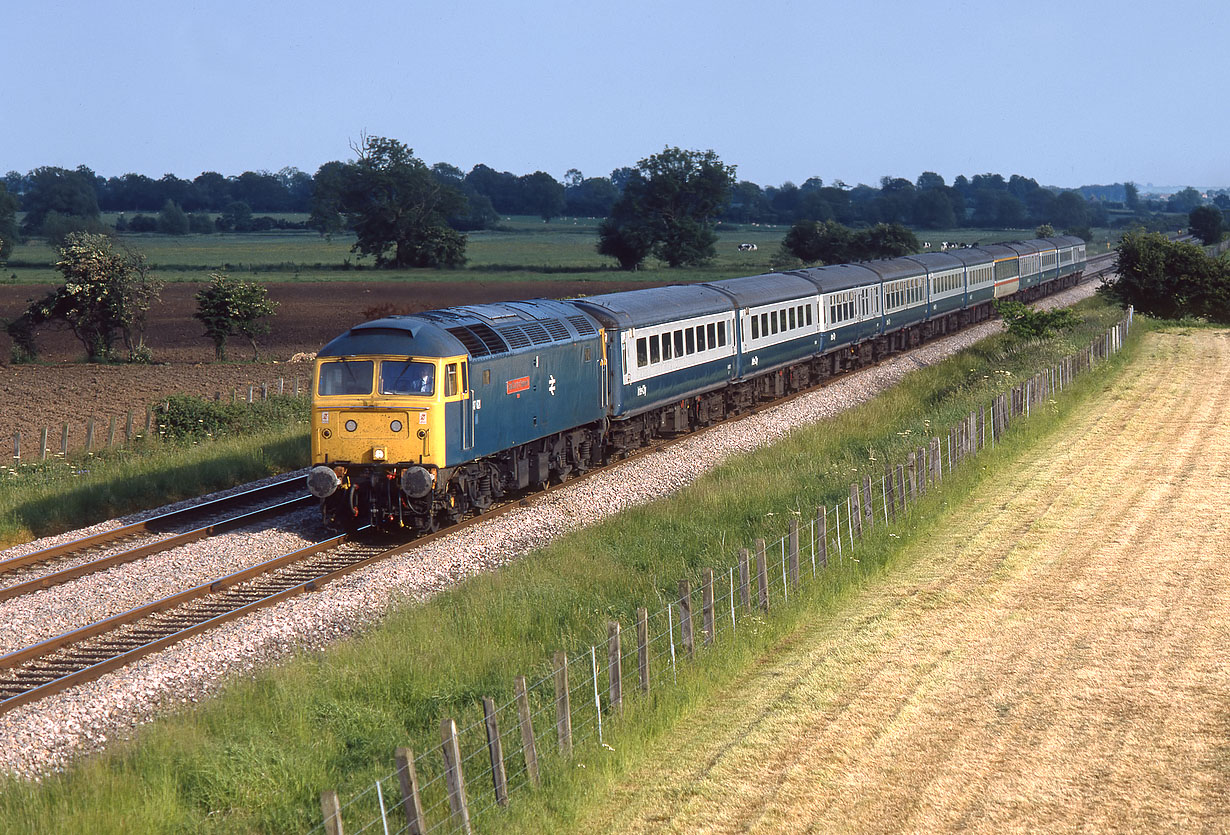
[9,2,1228,193]
[4,158,1221,198]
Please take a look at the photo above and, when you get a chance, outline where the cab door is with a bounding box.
[449,361,474,451]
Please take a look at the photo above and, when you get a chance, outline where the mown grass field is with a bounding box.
[0,297,1137,834]
[556,326,1230,833]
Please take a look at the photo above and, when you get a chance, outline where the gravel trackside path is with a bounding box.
[573,328,1230,833]
[0,282,1103,781]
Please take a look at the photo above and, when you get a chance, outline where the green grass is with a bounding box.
[0,220,1120,287]
[0,396,310,544]
[0,296,1144,834]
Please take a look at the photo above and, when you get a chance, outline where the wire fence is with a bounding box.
[7,374,310,464]
[313,308,1135,835]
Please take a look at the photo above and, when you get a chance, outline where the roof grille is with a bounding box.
[521,322,552,345]
[566,315,596,336]
[446,324,509,358]
[499,326,531,350]
[542,319,570,341]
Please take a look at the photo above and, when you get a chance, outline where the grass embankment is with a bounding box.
[0,396,309,545]
[0,298,1138,834]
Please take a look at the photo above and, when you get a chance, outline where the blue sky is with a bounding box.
[7,0,1227,190]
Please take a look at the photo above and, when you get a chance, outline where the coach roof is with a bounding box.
[703,271,820,307]
[571,284,734,329]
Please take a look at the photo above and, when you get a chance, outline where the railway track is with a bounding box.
[0,479,313,601]
[0,265,1114,717]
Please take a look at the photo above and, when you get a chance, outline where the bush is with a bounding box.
[994,300,1080,339]
[158,393,308,440]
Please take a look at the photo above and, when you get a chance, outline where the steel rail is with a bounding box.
[0,495,314,602]
[0,478,308,576]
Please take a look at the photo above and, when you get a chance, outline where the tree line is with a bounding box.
[2,138,1226,268]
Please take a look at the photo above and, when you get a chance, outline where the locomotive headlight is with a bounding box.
[372,448,386,461]
[345,419,358,432]
[390,419,403,433]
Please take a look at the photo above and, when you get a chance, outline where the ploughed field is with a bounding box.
[0,278,647,450]
[576,329,1230,833]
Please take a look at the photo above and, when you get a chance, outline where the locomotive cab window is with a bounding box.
[379,360,434,395]
[318,359,374,396]
[444,363,459,397]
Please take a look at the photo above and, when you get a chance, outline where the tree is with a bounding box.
[157,200,190,235]
[0,183,18,260]
[217,201,253,232]
[1189,205,1224,245]
[193,273,278,360]
[1035,224,1056,238]
[323,135,468,268]
[518,171,566,221]
[598,147,735,269]
[1166,187,1202,214]
[6,232,162,361]
[912,188,955,229]
[782,219,852,264]
[1100,231,1230,323]
[20,166,101,235]
[1124,181,1140,212]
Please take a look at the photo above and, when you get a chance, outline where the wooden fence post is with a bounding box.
[482,697,509,807]
[107,415,116,448]
[755,538,770,613]
[261,384,268,401]
[553,651,571,756]
[788,519,800,586]
[440,718,472,833]
[930,437,942,485]
[321,789,344,835]
[861,477,874,530]
[816,506,829,568]
[678,580,694,660]
[737,547,751,611]
[395,747,427,835]
[40,427,48,461]
[849,483,863,536]
[60,422,69,457]
[607,620,622,713]
[125,411,133,443]
[885,468,897,521]
[906,451,918,500]
[85,419,95,451]
[12,432,19,463]
[701,569,715,646]
[636,607,650,695]
[513,675,540,787]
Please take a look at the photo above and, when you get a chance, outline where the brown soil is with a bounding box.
[577,329,1230,832]
[0,279,647,453]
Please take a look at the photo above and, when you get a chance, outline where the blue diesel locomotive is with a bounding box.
[306,236,1085,531]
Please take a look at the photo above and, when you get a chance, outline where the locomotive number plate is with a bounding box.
[506,376,531,395]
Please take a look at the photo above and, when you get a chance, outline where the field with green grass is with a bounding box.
[1,216,1122,287]
[0,296,1139,834]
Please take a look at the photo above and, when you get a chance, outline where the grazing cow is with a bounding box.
[738,243,758,252]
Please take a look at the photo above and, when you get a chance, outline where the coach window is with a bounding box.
[637,337,648,368]
[707,322,716,348]
[685,328,695,354]
[751,316,760,339]
[777,310,785,332]
[649,334,661,364]
[674,330,684,357]
[717,322,727,346]
[788,307,796,330]
[696,326,706,352]
[662,333,672,361]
